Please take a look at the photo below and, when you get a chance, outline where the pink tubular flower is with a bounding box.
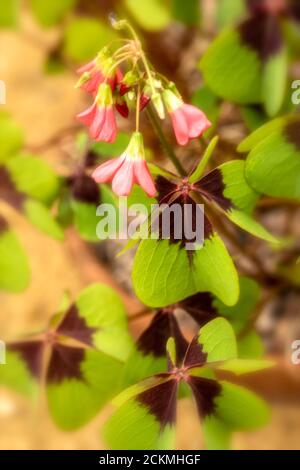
[77,83,117,143]
[76,49,123,95]
[92,132,156,197]
[163,89,211,146]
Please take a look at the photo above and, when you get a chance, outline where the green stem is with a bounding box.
[147,105,186,176]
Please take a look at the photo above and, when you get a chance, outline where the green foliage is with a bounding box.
[74,283,134,361]
[0,0,19,27]
[24,199,64,240]
[30,0,77,27]
[241,116,300,200]
[200,29,262,104]
[91,132,131,158]
[63,18,116,62]
[0,113,24,162]
[198,317,237,362]
[47,349,123,430]
[215,381,270,429]
[0,225,30,292]
[5,154,61,205]
[132,235,239,307]
[217,0,246,28]
[124,0,171,31]
[171,0,200,26]
[214,276,260,334]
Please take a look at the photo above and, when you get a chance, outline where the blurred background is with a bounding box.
[0,0,299,449]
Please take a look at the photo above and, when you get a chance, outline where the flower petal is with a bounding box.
[92,156,125,183]
[183,104,211,139]
[170,108,189,146]
[76,102,97,127]
[112,159,134,196]
[89,106,106,140]
[95,107,117,143]
[76,60,96,74]
[134,160,157,197]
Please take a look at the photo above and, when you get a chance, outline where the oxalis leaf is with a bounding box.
[200,14,287,115]
[241,115,300,200]
[0,215,30,292]
[0,283,133,430]
[104,318,270,450]
[132,234,239,308]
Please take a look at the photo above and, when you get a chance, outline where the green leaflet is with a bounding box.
[0,349,38,397]
[213,276,260,334]
[122,349,167,388]
[71,183,117,242]
[103,397,175,450]
[238,330,264,358]
[237,115,292,152]
[171,0,200,26]
[219,160,279,243]
[244,118,300,200]
[24,199,64,240]
[132,234,239,307]
[217,358,273,375]
[215,381,270,429]
[124,0,171,31]
[217,0,246,28]
[74,283,134,361]
[221,160,259,213]
[103,377,176,450]
[0,225,30,292]
[0,0,19,27]
[200,28,262,104]
[30,0,77,27]
[227,209,279,244]
[262,46,288,117]
[198,317,237,363]
[0,113,24,162]
[5,154,60,205]
[47,349,123,430]
[63,18,116,62]
[202,415,232,450]
[71,200,99,242]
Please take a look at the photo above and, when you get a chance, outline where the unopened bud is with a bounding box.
[152,92,165,119]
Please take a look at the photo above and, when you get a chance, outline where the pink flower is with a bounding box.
[92,132,156,197]
[77,83,117,143]
[76,50,123,96]
[163,89,211,146]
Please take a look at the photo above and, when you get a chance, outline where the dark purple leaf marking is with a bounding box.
[137,378,178,427]
[47,343,85,384]
[188,375,221,418]
[137,311,188,365]
[289,0,300,21]
[9,341,44,379]
[70,173,101,204]
[0,166,25,211]
[57,304,97,347]
[183,335,207,369]
[155,176,214,249]
[179,292,218,327]
[284,119,300,151]
[239,14,283,61]
[194,168,232,211]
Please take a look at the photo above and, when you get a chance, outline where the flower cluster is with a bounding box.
[76,21,211,197]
